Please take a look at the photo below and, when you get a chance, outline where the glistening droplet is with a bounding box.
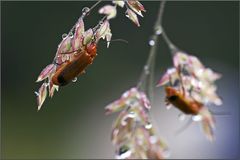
[144,65,149,75]
[72,77,77,82]
[69,32,73,38]
[128,111,136,118]
[145,122,152,129]
[192,115,202,121]
[62,33,68,39]
[155,26,162,35]
[34,91,39,96]
[115,145,131,159]
[149,40,155,46]
[99,20,104,25]
[82,7,90,14]
[125,12,129,18]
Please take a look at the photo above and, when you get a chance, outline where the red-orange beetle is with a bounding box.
[165,86,203,115]
[52,42,97,86]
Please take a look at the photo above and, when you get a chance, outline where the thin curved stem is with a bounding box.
[68,0,103,35]
[88,0,103,14]
[137,1,167,103]
[161,29,177,54]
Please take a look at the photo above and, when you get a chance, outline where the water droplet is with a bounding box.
[149,40,155,46]
[82,7,90,15]
[99,20,104,25]
[125,12,129,17]
[144,65,149,75]
[145,122,152,129]
[155,26,162,35]
[72,77,77,82]
[122,92,129,98]
[69,32,74,38]
[34,91,39,96]
[128,111,136,118]
[192,115,202,121]
[144,65,149,70]
[116,146,131,159]
[166,105,172,110]
[62,33,68,39]
[178,113,185,121]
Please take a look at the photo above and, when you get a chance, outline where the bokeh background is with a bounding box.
[1,1,239,159]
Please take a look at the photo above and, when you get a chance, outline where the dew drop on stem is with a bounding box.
[155,26,162,35]
[178,113,185,121]
[144,65,150,75]
[149,40,155,46]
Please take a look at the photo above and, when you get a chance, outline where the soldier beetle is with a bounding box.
[52,42,97,86]
[165,86,203,115]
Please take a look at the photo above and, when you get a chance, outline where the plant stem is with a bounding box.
[88,0,103,14]
[68,0,103,35]
[161,29,177,55]
[137,1,167,103]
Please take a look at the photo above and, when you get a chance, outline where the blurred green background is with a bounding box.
[1,1,239,159]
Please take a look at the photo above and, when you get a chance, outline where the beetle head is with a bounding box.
[165,86,180,102]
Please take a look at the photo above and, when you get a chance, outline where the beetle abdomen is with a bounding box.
[52,51,93,86]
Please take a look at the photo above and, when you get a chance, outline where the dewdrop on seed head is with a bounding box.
[69,32,74,38]
[128,111,136,118]
[145,122,152,129]
[62,33,68,39]
[82,7,90,15]
[34,91,39,96]
[192,115,202,121]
